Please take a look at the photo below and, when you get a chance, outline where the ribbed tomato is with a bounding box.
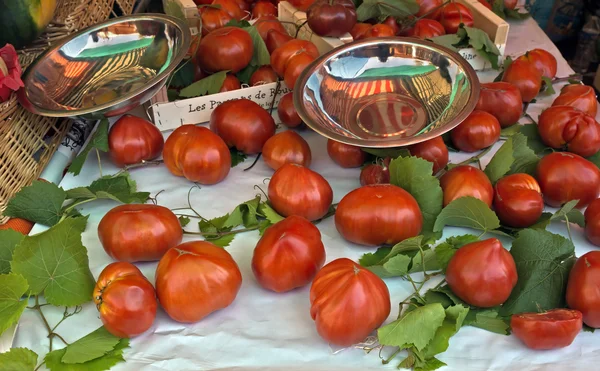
[163,125,231,184]
[335,184,423,246]
[252,215,325,292]
[266,29,293,54]
[511,309,583,350]
[268,163,333,221]
[475,82,523,128]
[271,39,319,77]
[566,251,600,328]
[212,0,245,20]
[382,16,399,35]
[363,24,396,38]
[360,160,390,186]
[155,241,242,323]
[262,130,312,170]
[493,173,544,228]
[252,0,277,18]
[250,65,278,86]
[502,58,542,103]
[98,204,183,262]
[518,48,557,79]
[200,7,232,36]
[326,139,367,168]
[255,16,287,41]
[552,84,598,117]
[408,136,449,174]
[108,115,164,167]
[350,23,371,40]
[277,92,302,128]
[446,238,517,307]
[538,105,600,157]
[306,0,357,38]
[416,0,443,18]
[438,3,474,34]
[197,27,253,73]
[93,262,157,338]
[310,258,391,346]
[585,198,600,246]
[407,19,445,39]
[440,165,494,207]
[219,74,241,92]
[283,51,316,88]
[288,0,315,11]
[450,110,501,153]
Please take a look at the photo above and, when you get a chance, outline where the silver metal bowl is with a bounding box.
[18,14,191,119]
[294,37,480,148]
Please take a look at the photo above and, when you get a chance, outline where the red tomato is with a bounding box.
[536,152,600,208]
[335,184,423,246]
[326,139,367,168]
[382,16,399,35]
[306,0,357,38]
[156,241,242,323]
[407,19,445,39]
[268,163,333,221]
[200,7,232,36]
[566,251,600,328]
[350,23,371,40]
[93,262,157,338]
[233,0,250,12]
[252,215,325,292]
[494,173,544,228]
[538,105,600,157]
[108,115,164,167]
[288,0,315,11]
[252,0,277,18]
[255,16,287,41]
[262,130,312,170]
[438,3,474,34]
[475,82,523,128]
[552,84,598,117]
[440,165,494,207]
[219,74,241,92]
[271,39,319,77]
[363,24,396,38]
[416,0,443,19]
[212,0,245,20]
[360,162,390,186]
[163,125,231,184]
[266,29,294,54]
[518,48,557,79]
[446,238,517,307]
[278,92,302,128]
[408,136,449,174]
[477,0,492,10]
[585,198,600,246]
[197,27,253,73]
[283,51,316,89]
[210,99,276,154]
[250,65,278,86]
[450,110,501,153]
[502,58,542,102]
[98,204,183,262]
[310,258,391,346]
[504,0,517,9]
[193,62,206,81]
[511,309,583,350]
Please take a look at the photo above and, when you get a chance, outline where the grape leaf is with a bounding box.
[169,61,195,89]
[422,305,469,358]
[414,356,446,371]
[230,148,248,167]
[433,197,501,233]
[517,124,548,154]
[384,236,424,262]
[361,147,410,159]
[434,234,479,272]
[382,254,411,276]
[0,273,29,336]
[389,156,443,241]
[356,0,419,21]
[65,172,149,205]
[0,347,38,371]
[587,150,600,170]
[236,64,259,85]
[62,327,121,364]
[540,76,556,96]
[243,26,271,67]
[4,181,66,227]
[429,34,462,52]
[179,216,191,227]
[257,202,285,225]
[500,229,576,316]
[531,200,585,229]
[491,0,504,18]
[484,133,539,184]
[0,230,25,274]
[45,338,129,371]
[463,27,501,69]
[225,19,251,28]
[11,217,95,306]
[463,308,510,334]
[225,196,261,228]
[68,119,109,176]
[500,125,522,137]
[378,303,446,351]
[179,71,228,98]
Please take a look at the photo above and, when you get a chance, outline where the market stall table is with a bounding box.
[11,16,600,371]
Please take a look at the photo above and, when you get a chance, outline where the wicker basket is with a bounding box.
[0,0,135,225]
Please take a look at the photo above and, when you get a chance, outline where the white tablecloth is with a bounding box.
[13,17,600,371]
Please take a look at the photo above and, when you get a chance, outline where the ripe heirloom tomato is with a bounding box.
[493,173,544,228]
[360,159,391,186]
[262,130,312,170]
[210,99,276,154]
[163,125,231,184]
[252,215,325,292]
[327,139,367,168]
[283,51,316,89]
[335,184,423,246]
[504,0,517,9]
[266,29,294,54]
[538,105,600,157]
[502,58,542,102]
[93,262,157,338]
[382,16,399,35]
[475,82,523,128]
[306,0,357,38]
[271,39,319,77]
[350,23,371,40]
[552,84,598,117]
[250,65,278,86]
[219,74,242,92]
[255,16,287,41]
[211,0,245,20]
[200,7,232,36]
[197,27,253,73]
[233,0,250,12]
[108,115,164,167]
[446,238,517,307]
[416,0,443,19]
[156,241,242,323]
[440,165,494,207]
[536,152,600,208]
[585,198,600,246]
[439,3,474,34]
[518,48,557,79]
[450,110,501,153]
[278,92,302,128]
[408,136,449,174]
[363,24,395,38]
[511,309,583,350]
[407,19,445,39]
[98,204,183,262]
[288,0,315,11]
[252,0,277,18]
[268,163,333,221]
[310,258,391,346]
[566,251,600,328]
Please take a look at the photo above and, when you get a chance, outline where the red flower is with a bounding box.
[0,44,24,103]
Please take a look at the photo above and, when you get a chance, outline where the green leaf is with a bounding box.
[500,124,522,137]
[583,324,596,333]
[0,273,29,336]
[422,305,469,358]
[433,197,500,233]
[434,234,479,272]
[587,150,600,170]
[4,181,66,227]
[399,353,416,369]
[382,254,412,276]
[258,202,285,224]
[389,156,443,241]
[230,148,248,167]
[169,61,195,89]
[0,230,25,274]
[45,338,129,371]
[163,0,187,20]
[225,19,252,28]
[494,56,513,82]
[178,216,191,227]
[360,247,391,267]
[384,236,424,261]
[62,327,121,364]
[491,0,505,18]
[243,26,271,66]
[361,147,410,159]
[415,356,447,371]
[65,173,149,205]
[500,229,576,316]
[225,196,261,228]
[463,308,510,334]
[540,76,556,96]
[531,200,585,229]
[429,34,462,52]
[356,0,419,21]
[463,27,501,69]
[0,347,38,371]
[505,8,530,19]
[68,119,109,176]
[428,285,465,307]
[517,124,548,154]
[179,71,229,98]
[204,234,236,248]
[484,133,539,184]
[408,248,440,273]
[11,217,95,307]
[236,64,259,85]
[378,303,446,351]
